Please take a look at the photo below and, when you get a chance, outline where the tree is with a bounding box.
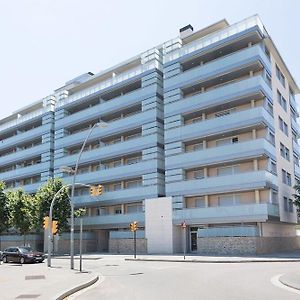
[8,189,37,245]
[0,181,10,249]
[35,178,71,233]
[293,181,300,217]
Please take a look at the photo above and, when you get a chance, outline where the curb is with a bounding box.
[125,258,300,264]
[279,274,300,291]
[56,274,99,300]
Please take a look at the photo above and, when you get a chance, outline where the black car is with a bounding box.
[2,247,45,264]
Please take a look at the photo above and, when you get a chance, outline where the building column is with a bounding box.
[255,190,260,204]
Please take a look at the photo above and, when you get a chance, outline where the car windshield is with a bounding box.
[19,247,33,253]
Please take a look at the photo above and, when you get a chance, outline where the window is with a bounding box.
[289,199,294,213]
[280,143,290,161]
[279,117,288,136]
[127,203,143,213]
[282,169,291,186]
[114,207,122,214]
[271,190,278,204]
[127,156,142,165]
[195,197,206,208]
[126,179,142,189]
[113,183,122,191]
[265,71,272,87]
[193,142,203,151]
[217,165,240,176]
[284,197,288,211]
[268,131,275,145]
[277,90,287,111]
[276,65,285,87]
[218,194,240,206]
[113,160,122,167]
[265,99,273,115]
[216,136,238,147]
[215,108,236,118]
[270,160,277,174]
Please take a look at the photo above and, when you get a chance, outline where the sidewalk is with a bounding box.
[0,260,98,300]
[279,272,300,291]
[124,251,300,263]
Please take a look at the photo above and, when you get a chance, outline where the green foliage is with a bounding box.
[0,181,10,233]
[74,208,86,218]
[35,178,71,233]
[293,180,300,217]
[8,189,36,236]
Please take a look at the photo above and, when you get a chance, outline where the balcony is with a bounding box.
[57,60,160,108]
[0,124,51,151]
[63,160,161,185]
[165,76,272,117]
[166,170,277,196]
[55,85,157,130]
[73,185,161,207]
[0,162,49,181]
[164,44,270,92]
[55,109,157,149]
[292,118,300,134]
[166,139,275,170]
[173,203,279,225]
[164,15,265,63]
[165,107,274,144]
[75,212,144,228]
[295,164,300,179]
[0,107,50,133]
[54,134,159,168]
[293,140,300,156]
[0,143,48,167]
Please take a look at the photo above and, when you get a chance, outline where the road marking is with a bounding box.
[270,274,300,295]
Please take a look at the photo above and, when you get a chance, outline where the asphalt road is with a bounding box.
[68,256,300,300]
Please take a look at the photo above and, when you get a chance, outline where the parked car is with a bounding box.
[0,250,3,261]
[2,247,45,264]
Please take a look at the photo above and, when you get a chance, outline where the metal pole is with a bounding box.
[183,227,186,260]
[79,218,83,272]
[47,215,52,267]
[134,230,136,259]
[70,123,99,270]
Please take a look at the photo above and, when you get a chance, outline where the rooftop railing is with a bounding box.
[164,15,265,63]
[57,60,160,108]
[0,107,49,132]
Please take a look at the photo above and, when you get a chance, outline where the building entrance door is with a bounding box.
[190,227,198,252]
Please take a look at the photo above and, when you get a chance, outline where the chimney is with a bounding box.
[180,24,194,39]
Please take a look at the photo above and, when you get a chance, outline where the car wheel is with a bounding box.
[3,256,8,263]
[20,257,25,264]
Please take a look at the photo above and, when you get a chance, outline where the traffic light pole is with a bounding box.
[134,230,137,259]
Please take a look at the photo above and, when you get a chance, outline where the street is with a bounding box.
[69,256,300,300]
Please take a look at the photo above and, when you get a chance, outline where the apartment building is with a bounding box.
[0,15,299,254]
[0,97,55,194]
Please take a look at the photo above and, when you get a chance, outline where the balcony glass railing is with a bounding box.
[164,15,265,63]
[0,107,48,132]
[57,60,160,108]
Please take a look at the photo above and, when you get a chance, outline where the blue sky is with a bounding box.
[0,0,299,119]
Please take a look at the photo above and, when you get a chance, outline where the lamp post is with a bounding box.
[47,183,90,268]
[61,121,107,270]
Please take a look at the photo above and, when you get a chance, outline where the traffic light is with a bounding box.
[52,220,58,235]
[90,185,103,196]
[43,216,49,229]
[97,185,103,195]
[130,221,138,232]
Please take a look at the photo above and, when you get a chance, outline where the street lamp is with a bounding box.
[61,121,107,270]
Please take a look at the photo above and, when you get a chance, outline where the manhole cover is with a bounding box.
[16,295,40,299]
[129,272,143,276]
[25,275,45,280]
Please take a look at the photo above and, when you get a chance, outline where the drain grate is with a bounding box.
[25,275,45,280]
[16,294,40,299]
[129,272,143,276]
